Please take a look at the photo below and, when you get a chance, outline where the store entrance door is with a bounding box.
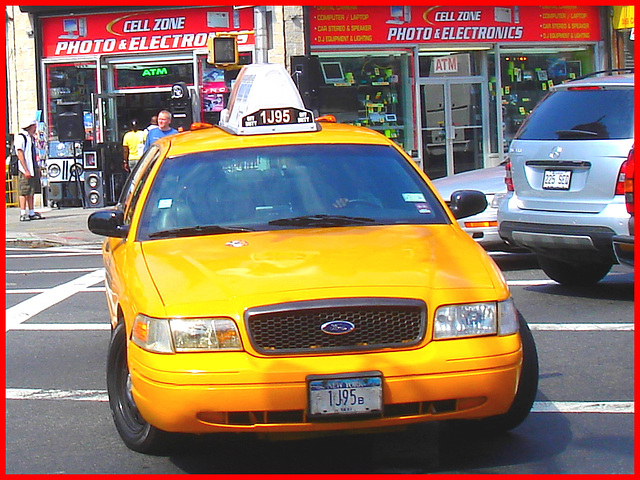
[420,79,485,179]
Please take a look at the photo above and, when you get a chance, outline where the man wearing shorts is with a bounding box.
[15,119,43,221]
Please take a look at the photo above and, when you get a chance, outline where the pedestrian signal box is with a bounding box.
[207,36,238,67]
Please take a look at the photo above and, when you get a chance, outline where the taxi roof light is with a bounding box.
[218,63,319,136]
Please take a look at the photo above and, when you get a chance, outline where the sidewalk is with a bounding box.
[5,206,104,247]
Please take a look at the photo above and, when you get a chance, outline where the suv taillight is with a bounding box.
[615,161,627,196]
[505,160,514,192]
[623,148,634,215]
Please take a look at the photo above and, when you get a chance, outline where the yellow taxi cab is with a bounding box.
[89,63,538,454]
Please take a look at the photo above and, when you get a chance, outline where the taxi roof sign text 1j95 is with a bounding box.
[218,63,318,136]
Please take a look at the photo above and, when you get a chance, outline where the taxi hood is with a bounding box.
[141,225,501,312]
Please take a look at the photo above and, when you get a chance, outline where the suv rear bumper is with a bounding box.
[498,194,628,262]
[499,220,617,262]
[612,234,634,269]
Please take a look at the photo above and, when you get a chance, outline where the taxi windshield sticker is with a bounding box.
[158,198,173,209]
[402,193,426,203]
[415,203,432,214]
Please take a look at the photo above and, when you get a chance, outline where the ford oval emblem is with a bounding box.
[320,320,355,335]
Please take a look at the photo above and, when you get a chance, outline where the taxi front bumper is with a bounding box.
[129,338,522,434]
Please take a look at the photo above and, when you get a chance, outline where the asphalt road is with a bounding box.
[5,246,635,474]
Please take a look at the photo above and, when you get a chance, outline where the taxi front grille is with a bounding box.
[245,298,426,354]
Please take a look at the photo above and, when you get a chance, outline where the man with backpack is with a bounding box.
[14,119,44,221]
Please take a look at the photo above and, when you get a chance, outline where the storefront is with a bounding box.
[308,6,604,178]
[39,6,255,146]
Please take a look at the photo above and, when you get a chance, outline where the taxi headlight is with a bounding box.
[131,314,242,353]
[434,298,518,339]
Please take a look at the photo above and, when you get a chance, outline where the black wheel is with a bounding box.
[448,312,539,435]
[478,313,539,433]
[107,323,173,454]
[537,255,612,286]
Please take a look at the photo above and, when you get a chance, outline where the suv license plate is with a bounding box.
[543,170,572,190]
[308,375,382,417]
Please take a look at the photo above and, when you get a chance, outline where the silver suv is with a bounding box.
[498,71,635,285]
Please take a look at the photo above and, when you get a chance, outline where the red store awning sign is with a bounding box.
[41,7,255,58]
[310,6,601,46]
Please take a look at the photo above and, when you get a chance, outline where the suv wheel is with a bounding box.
[537,255,612,286]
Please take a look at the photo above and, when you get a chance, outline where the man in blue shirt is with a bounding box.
[144,110,178,153]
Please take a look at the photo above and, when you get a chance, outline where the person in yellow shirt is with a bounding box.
[122,119,145,171]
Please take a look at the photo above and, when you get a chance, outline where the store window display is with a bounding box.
[314,53,413,152]
[46,62,97,141]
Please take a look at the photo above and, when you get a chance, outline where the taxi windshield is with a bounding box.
[137,143,449,240]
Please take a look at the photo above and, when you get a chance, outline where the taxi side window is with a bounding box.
[122,146,161,225]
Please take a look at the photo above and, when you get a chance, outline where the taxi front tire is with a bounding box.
[449,312,539,434]
[107,322,174,454]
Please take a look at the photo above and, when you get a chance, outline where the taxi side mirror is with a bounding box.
[88,208,130,238]
[448,190,488,220]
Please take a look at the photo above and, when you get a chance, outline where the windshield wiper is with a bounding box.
[555,129,599,139]
[148,225,254,239]
[268,214,377,227]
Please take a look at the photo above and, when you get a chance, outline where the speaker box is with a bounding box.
[56,102,85,141]
[84,171,106,208]
[48,182,63,202]
[170,83,193,131]
[291,55,321,109]
[48,181,82,207]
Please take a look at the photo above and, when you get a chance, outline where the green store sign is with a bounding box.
[142,67,169,77]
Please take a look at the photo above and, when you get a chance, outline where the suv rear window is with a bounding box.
[514,88,634,141]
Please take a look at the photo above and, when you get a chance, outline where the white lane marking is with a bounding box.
[532,402,634,414]
[507,279,557,286]
[6,287,105,294]
[4,389,633,414]
[6,268,103,275]
[7,323,633,332]
[6,246,101,251]
[9,323,111,331]
[507,277,632,287]
[529,323,634,331]
[6,252,103,259]
[6,388,108,402]
[5,269,106,332]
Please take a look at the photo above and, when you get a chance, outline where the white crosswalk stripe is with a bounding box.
[4,388,633,414]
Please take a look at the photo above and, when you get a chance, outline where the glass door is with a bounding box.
[91,92,122,144]
[420,79,485,179]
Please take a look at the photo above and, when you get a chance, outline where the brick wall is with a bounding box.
[6,6,38,134]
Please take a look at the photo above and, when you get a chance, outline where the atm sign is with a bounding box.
[433,56,458,74]
[142,67,169,77]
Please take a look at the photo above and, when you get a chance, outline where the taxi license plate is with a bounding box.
[543,170,572,190]
[308,374,382,417]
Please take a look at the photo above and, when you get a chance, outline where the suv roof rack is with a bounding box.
[573,68,634,81]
